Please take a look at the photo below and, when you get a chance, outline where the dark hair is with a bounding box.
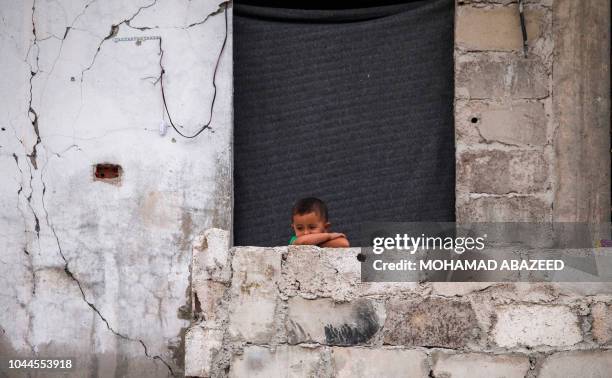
[292,197,328,221]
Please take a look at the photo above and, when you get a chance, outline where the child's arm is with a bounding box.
[292,233,349,247]
[292,233,345,246]
[319,236,350,248]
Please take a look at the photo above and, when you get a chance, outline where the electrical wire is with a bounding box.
[159,4,228,139]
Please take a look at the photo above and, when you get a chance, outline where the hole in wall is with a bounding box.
[356,253,367,262]
[94,163,122,184]
[470,117,479,124]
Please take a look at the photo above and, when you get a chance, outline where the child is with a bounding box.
[289,197,350,247]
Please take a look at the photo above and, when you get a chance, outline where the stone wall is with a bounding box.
[455,0,610,223]
[185,0,611,377]
[455,0,555,223]
[186,230,612,377]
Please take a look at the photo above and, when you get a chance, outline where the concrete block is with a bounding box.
[229,345,323,378]
[228,248,281,343]
[591,302,612,344]
[456,195,551,222]
[456,100,547,146]
[383,298,480,348]
[458,149,548,194]
[184,326,223,378]
[279,247,361,301]
[431,282,496,297]
[462,0,552,5]
[456,5,544,51]
[332,348,428,378]
[456,54,548,99]
[538,351,612,378]
[458,150,549,194]
[286,297,385,345]
[432,352,530,378]
[193,280,226,322]
[493,305,582,347]
[193,228,231,283]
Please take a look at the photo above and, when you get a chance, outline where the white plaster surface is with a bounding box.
[0,0,233,376]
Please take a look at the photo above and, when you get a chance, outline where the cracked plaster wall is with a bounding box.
[0,0,232,376]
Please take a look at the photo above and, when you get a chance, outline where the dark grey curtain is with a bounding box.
[233,0,455,246]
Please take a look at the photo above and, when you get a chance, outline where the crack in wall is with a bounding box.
[186,1,229,28]
[79,0,158,82]
[473,123,521,147]
[124,0,229,30]
[20,1,176,374]
[27,1,41,172]
[40,0,99,99]
[36,162,177,375]
[155,3,228,138]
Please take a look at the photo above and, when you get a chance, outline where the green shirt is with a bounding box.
[289,235,297,245]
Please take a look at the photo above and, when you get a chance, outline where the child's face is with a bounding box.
[292,212,329,236]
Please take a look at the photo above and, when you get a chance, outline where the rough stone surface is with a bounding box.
[456,5,544,51]
[228,248,281,343]
[456,54,549,99]
[552,0,611,223]
[229,345,323,378]
[332,348,428,378]
[591,302,612,344]
[280,247,361,301]
[184,326,223,378]
[193,228,232,283]
[456,195,551,222]
[383,298,480,348]
[493,305,582,348]
[458,149,548,194]
[538,351,612,378]
[456,100,547,147]
[432,352,530,378]
[194,280,227,323]
[286,297,385,345]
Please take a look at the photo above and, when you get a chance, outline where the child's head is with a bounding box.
[291,197,330,236]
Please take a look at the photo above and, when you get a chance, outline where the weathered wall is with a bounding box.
[186,0,611,377]
[456,0,610,223]
[455,0,556,222]
[0,0,232,376]
[187,230,612,377]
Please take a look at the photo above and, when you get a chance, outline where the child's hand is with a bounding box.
[329,233,346,240]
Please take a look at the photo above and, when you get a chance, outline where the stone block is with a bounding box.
[332,348,428,378]
[184,325,223,378]
[462,0,552,5]
[538,351,612,378]
[228,248,281,343]
[456,54,548,99]
[456,5,544,51]
[286,297,385,345]
[456,100,547,146]
[279,247,361,301]
[458,149,548,194]
[193,228,231,283]
[431,282,496,297]
[456,195,551,222]
[432,352,530,378]
[591,302,612,344]
[229,345,323,378]
[383,298,480,348]
[193,280,226,322]
[492,305,582,347]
